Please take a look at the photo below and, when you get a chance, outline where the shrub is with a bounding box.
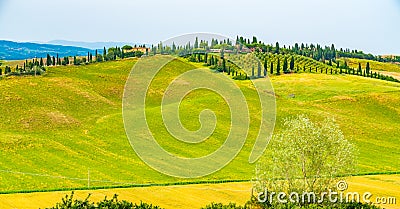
[201,202,250,209]
[45,192,163,209]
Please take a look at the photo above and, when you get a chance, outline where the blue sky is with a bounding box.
[0,0,399,55]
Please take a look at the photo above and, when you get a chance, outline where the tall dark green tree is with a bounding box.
[289,56,295,71]
[283,57,288,73]
[366,62,370,75]
[270,62,274,75]
[275,42,280,54]
[172,42,176,52]
[358,63,362,75]
[277,58,281,75]
[222,58,226,72]
[252,36,258,44]
[103,47,107,60]
[263,59,268,76]
[46,54,52,66]
[63,57,68,65]
[194,37,199,49]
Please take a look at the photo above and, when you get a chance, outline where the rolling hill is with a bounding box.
[0,56,399,193]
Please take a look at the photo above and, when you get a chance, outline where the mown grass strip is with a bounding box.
[1,171,399,195]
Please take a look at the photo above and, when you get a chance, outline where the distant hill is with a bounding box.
[47,40,145,50]
[0,40,100,60]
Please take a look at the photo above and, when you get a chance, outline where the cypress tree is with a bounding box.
[270,62,274,75]
[277,58,281,75]
[283,57,288,73]
[194,37,199,49]
[289,56,295,71]
[366,62,370,75]
[46,54,51,66]
[222,58,226,72]
[275,42,280,54]
[264,59,268,75]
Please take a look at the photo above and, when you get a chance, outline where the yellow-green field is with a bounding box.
[0,57,399,196]
[0,174,398,209]
[338,57,400,73]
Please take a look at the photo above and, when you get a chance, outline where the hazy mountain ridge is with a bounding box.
[47,40,144,50]
[0,40,98,60]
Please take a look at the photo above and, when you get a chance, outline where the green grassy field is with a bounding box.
[338,57,400,73]
[1,174,399,209]
[0,57,399,192]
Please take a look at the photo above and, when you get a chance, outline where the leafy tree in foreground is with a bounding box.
[253,115,356,197]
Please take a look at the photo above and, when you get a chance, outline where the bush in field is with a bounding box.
[253,115,356,202]
[46,192,162,209]
[201,202,250,209]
